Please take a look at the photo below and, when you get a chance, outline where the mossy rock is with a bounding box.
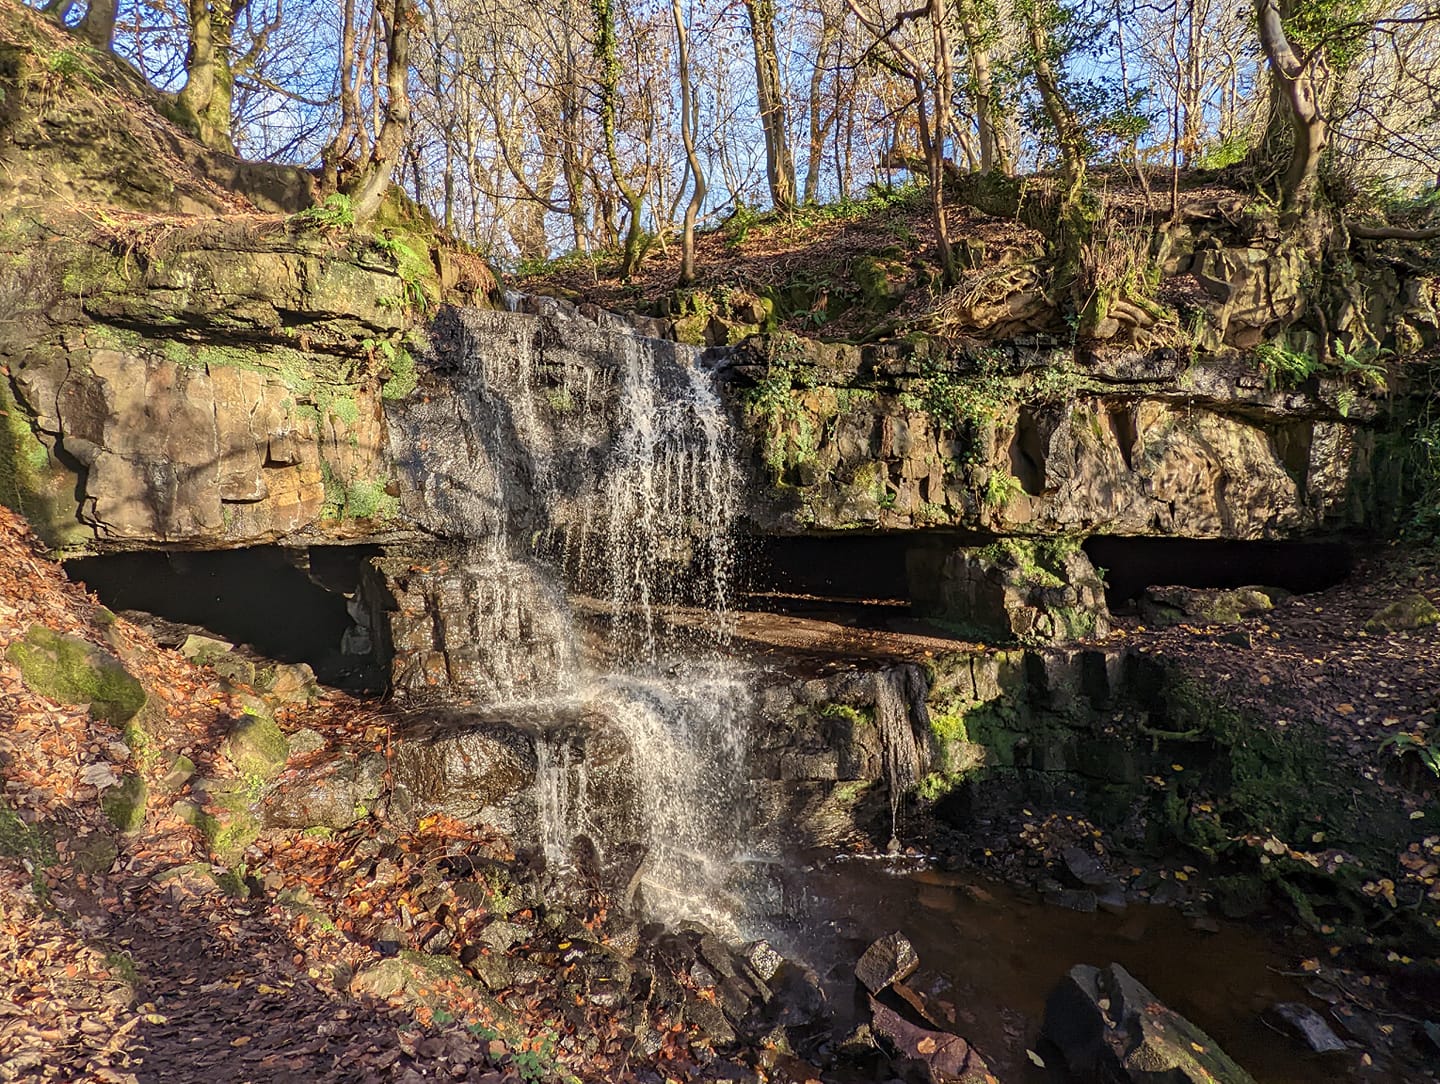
[5,624,146,725]
[222,708,289,780]
[671,313,710,347]
[175,784,261,866]
[159,754,196,792]
[1366,593,1440,632]
[100,773,147,833]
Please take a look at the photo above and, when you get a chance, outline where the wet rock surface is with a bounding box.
[1043,962,1258,1084]
[855,931,921,994]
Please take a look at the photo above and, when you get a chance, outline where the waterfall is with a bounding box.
[395,302,751,925]
[874,665,932,843]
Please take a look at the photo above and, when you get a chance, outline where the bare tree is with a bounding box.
[672,0,707,283]
[743,0,798,211]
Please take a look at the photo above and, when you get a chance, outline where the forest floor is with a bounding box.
[512,174,1253,343]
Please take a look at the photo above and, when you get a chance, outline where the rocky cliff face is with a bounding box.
[1,228,422,550]
[1,0,1434,664]
[726,336,1377,540]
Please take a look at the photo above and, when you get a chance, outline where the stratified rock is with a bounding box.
[868,996,997,1083]
[1043,963,1257,1084]
[1267,1002,1347,1054]
[907,542,1110,645]
[855,931,920,994]
[1365,593,1440,633]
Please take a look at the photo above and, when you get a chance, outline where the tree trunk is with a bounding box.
[956,0,1008,174]
[1023,2,1090,308]
[592,0,649,277]
[742,0,797,212]
[345,0,414,223]
[803,12,839,203]
[672,0,706,285]
[177,2,238,154]
[928,0,957,284]
[321,0,362,193]
[76,0,117,49]
[1255,0,1327,209]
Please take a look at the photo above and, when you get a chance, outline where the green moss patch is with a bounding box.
[1366,593,1440,632]
[100,773,147,833]
[5,624,146,724]
[222,708,289,780]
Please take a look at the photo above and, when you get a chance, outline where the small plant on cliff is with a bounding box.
[983,470,1023,509]
[371,234,437,312]
[291,193,355,231]
[44,46,103,88]
[910,356,1007,465]
[745,334,818,472]
[1255,342,1321,389]
[1331,340,1389,417]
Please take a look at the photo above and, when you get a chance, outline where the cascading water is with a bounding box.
[394,302,753,927]
[873,665,932,845]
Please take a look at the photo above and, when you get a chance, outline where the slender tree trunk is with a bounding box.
[672,0,706,285]
[803,14,839,203]
[344,0,415,223]
[322,0,361,192]
[742,0,797,212]
[956,0,1007,174]
[1023,2,1090,310]
[1255,0,1327,208]
[929,0,957,283]
[592,0,649,277]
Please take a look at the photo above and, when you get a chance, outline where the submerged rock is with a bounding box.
[868,996,996,1083]
[1043,962,1257,1084]
[1267,1002,1347,1054]
[855,931,920,994]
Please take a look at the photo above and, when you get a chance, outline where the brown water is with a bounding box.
[772,853,1358,1084]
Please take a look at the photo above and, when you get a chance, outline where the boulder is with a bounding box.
[6,624,146,725]
[388,714,538,820]
[261,754,385,829]
[1266,1002,1346,1054]
[1137,586,1279,627]
[1365,593,1440,633]
[908,542,1110,645]
[855,931,920,994]
[222,709,290,780]
[868,996,996,1083]
[1043,963,1257,1084]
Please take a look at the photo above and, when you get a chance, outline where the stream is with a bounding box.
[767,854,1331,1084]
